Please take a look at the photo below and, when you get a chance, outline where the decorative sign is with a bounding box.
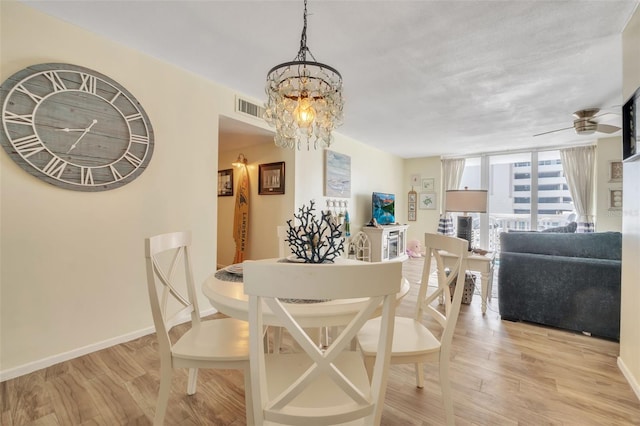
[408,190,417,221]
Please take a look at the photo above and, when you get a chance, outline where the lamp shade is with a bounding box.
[445,189,488,213]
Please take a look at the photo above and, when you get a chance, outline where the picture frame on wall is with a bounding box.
[421,178,435,191]
[609,188,622,210]
[408,211,416,221]
[609,161,623,182]
[419,192,437,210]
[259,162,285,195]
[217,168,233,196]
[325,150,352,197]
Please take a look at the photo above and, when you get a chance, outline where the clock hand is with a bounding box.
[66,119,97,154]
[56,128,86,132]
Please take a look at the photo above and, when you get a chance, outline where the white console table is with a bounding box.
[439,250,496,314]
[361,225,409,262]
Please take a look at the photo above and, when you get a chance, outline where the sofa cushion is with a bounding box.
[500,231,621,260]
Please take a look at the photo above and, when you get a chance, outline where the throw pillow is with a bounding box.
[541,221,577,233]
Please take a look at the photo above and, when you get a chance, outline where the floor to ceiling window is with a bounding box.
[455,150,575,252]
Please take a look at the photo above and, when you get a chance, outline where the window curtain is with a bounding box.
[437,158,466,235]
[559,146,595,233]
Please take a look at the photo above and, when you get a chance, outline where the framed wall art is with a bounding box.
[419,192,437,210]
[609,161,623,182]
[324,150,351,197]
[609,189,622,210]
[259,162,285,195]
[217,168,233,196]
[421,178,435,191]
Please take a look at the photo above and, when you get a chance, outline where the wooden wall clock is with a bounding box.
[0,63,154,191]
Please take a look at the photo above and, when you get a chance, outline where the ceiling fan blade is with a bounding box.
[533,126,574,137]
[596,123,621,134]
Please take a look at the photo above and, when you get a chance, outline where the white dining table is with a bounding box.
[202,258,411,328]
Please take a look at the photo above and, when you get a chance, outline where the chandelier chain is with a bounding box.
[297,0,308,61]
[295,0,318,63]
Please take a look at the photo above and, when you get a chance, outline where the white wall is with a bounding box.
[293,134,406,236]
[619,4,640,401]
[0,2,407,379]
[403,157,442,243]
[0,2,269,378]
[595,137,623,232]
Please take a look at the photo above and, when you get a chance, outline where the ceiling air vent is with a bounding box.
[236,96,265,120]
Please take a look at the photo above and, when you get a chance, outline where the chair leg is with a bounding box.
[272,327,282,353]
[243,366,255,426]
[415,362,425,388]
[154,362,172,426]
[439,359,454,425]
[187,368,198,395]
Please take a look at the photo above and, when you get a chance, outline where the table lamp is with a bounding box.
[445,187,488,251]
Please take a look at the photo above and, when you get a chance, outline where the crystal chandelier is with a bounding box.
[264,0,344,150]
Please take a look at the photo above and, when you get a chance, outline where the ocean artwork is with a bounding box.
[324,150,351,197]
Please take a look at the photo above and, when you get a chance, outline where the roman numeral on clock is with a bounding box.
[43,71,67,92]
[13,135,45,158]
[4,111,33,125]
[15,84,43,103]
[81,167,94,185]
[42,157,67,178]
[79,73,97,94]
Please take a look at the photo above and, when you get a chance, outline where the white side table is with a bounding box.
[440,250,496,314]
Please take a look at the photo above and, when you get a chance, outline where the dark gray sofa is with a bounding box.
[498,231,622,340]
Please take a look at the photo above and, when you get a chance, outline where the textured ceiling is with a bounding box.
[22,0,639,158]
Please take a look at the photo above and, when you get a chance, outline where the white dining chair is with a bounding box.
[276,225,289,258]
[271,225,288,353]
[273,225,325,353]
[243,260,402,425]
[144,231,253,425]
[357,233,469,426]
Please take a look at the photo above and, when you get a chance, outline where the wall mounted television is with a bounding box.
[372,192,395,225]
[623,86,640,162]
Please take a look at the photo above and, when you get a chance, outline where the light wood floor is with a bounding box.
[2,258,639,425]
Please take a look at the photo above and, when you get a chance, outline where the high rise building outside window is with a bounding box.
[455,150,574,253]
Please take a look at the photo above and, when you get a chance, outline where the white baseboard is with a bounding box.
[618,356,640,402]
[0,307,216,382]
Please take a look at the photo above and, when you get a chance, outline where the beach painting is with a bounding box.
[324,150,351,197]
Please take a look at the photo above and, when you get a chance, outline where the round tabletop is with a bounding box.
[202,258,411,328]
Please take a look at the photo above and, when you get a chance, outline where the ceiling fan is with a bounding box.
[534,108,621,137]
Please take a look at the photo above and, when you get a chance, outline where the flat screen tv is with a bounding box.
[623,86,639,162]
[372,192,395,225]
